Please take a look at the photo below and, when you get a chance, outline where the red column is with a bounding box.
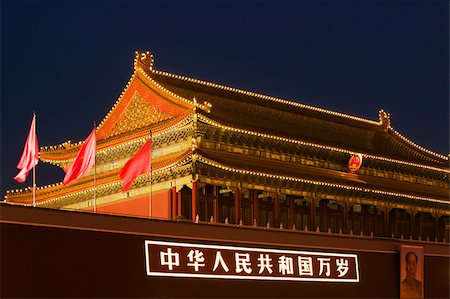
[177,192,182,217]
[322,199,329,232]
[410,209,415,239]
[191,182,198,221]
[310,198,315,230]
[362,205,367,235]
[234,189,240,224]
[253,190,260,226]
[343,201,348,234]
[213,186,219,223]
[171,186,177,219]
[392,208,398,238]
[415,213,421,240]
[435,213,440,241]
[384,206,389,237]
[288,197,295,229]
[274,193,280,228]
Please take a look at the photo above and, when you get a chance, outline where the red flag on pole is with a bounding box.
[14,115,39,183]
[63,129,96,185]
[119,139,152,192]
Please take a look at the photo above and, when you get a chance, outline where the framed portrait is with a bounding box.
[400,245,424,298]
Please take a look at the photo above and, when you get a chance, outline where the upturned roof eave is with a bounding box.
[36,51,449,166]
[39,113,193,164]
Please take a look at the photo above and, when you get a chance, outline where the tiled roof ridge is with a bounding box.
[149,62,447,162]
[151,68,380,126]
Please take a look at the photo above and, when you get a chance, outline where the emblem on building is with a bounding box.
[348,154,363,173]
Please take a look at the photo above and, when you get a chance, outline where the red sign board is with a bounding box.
[145,240,359,282]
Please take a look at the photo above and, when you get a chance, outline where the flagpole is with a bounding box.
[93,121,97,213]
[32,112,36,207]
[33,164,36,207]
[149,130,153,219]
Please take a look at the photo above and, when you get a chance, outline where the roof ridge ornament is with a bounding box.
[134,51,154,73]
[192,96,212,113]
[379,109,391,132]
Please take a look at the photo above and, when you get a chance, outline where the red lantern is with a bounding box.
[348,154,363,173]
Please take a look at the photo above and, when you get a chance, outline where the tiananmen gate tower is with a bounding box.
[1,51,448,298]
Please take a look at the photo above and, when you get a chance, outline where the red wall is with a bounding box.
[90,189,171,219]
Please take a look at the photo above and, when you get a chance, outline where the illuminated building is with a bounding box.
[2,51,448,298]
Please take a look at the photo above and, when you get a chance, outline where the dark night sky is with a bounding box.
[1,0,448,196]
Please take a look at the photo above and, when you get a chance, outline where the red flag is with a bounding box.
[14,115,39,182]
[119,139,152,192]
[63,129,96,185]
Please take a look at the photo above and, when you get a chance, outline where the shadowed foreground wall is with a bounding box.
[1,204,448,298]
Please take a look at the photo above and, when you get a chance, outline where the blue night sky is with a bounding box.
[1,0,448,195]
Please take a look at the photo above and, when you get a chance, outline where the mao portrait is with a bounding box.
[400,246,423,298]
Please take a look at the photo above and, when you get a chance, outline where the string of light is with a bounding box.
[151,65,446,161]
[7,112,449,197]
[7,121,194,196]
[152,69,379,125]
[7,51,448,208]
[195,154,449,205]
[41,116,193,164]
[197,114,449,173]
[11,154,193,207]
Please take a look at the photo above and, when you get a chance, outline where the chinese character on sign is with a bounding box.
[298,256,314,276]
[187,249,205,271]
[235,253,252,274]
[318,258,331,276]
[278,256,294,275]
[257,254,273,274]
[336,258,349,277]
[160,248,180,271]
[213,251,229,272]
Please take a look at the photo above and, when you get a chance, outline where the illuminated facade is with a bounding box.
[5,51,449,242]
[2,51,449,298]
